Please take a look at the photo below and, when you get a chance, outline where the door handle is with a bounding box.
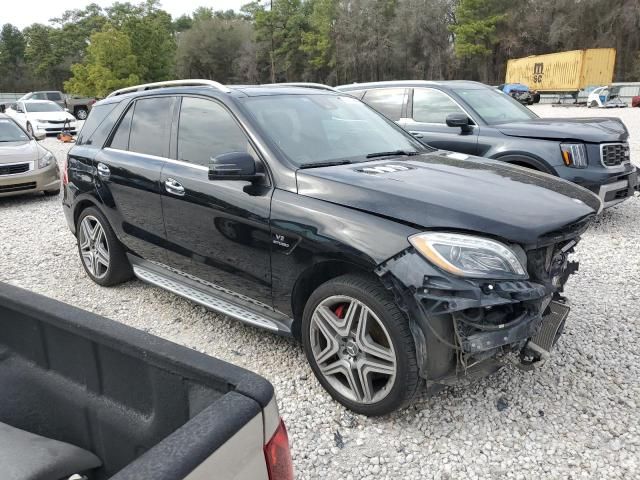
[165,178,185,196]
[409,131,424,139]
[97,162,110,179]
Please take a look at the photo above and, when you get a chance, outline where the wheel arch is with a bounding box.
[492,152,557,175]
[73,197,103,229]
[290,260,372,339]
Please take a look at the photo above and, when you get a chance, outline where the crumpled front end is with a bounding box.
[376,235,582,385]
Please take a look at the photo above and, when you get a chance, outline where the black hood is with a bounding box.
[296,152,600,245]
[496,117,628,143]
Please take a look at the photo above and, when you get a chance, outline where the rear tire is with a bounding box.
[75,108,88,120]
[76,207,133,286]
[302,274,420,416]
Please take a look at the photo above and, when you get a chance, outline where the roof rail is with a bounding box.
[107,79,231,98]
[261,82,338,92]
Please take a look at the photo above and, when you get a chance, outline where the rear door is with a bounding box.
[402,87,479,155]
[159,96,273,305]
[360,88,408,122]
[94,95,176,262]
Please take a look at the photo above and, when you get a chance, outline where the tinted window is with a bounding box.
[243,94,427,166]
[412,89,465,124]
[362,88,405,121]
[47,92,63,101]
[76,103,119,146]
[129,97,174,157]
[178,97,252,166]
[31,92,46,100]
[110,106,133,150]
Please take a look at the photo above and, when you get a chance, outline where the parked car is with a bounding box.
[5,99,78,136]
[18,90,96,119]
[0,281,293,480]
[497,83,537,105]
[337,80,637,208]
[587,85,631,108]
[0,114,60,198]
[63,79,601,416]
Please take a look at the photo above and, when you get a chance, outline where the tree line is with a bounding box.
[0,0,638,97]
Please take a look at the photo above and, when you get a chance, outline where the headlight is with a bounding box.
[560,143,588,168]
[38,151,55,169]
[408,232,527,279]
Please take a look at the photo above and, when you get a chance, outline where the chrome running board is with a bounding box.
[131,259,293,335]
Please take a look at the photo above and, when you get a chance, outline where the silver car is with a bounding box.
[0,114,60,198]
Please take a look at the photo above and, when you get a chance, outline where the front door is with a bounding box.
[160,96,273,306]
[401,87,479,155]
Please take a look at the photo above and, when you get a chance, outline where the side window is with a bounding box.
[128,97,174,158]
[76,102,119,146]
[47,92,63,101]
[361,88,405,121]
[109,106,134,150]
[177,97,253,166]
[412,88,465,124]
[32,92,46,100]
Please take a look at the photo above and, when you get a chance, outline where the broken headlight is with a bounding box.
[409,232,527,279]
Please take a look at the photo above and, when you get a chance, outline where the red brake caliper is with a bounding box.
[334,304,346,319]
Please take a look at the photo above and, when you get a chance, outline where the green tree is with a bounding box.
[301,0,337,81]
[0,24,26,90]
[451,0,509,80]
[106,0,176,82]
[64,25,141,97]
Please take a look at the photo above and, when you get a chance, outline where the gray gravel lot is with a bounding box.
[1,105,639,479]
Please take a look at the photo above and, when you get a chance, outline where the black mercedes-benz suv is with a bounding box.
[336,81,638,208]
[63,80,601,416]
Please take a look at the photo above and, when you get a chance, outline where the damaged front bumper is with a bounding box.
[376,239,579,384]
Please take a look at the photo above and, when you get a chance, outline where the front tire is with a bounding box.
[302,274,420,416]
[76,207,132,286]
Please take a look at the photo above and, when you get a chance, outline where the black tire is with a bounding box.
[76,207,133,286]
[301,273,420,416]
[44,189,60,196]
[75,107,89,120]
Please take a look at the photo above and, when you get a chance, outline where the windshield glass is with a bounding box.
[242,94,426,166]
[24,102,63,113]
[457,88,538,124]
[0,119,29,142]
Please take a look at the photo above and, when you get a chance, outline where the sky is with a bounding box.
[3,0,247,29]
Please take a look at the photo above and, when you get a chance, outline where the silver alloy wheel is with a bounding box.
[76,109,88,120]
[309,295,397,404]
[79,215,110,279]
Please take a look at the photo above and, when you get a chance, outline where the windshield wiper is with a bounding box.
[298,160,352,169]
[365,150,420,159]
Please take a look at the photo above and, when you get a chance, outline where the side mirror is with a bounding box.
[209,151,262,182]
[446,113,473,133]
[34,130,46,141]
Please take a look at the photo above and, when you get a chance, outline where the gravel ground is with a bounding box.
[1,105,639,479]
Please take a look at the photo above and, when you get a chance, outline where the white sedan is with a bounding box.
[5,100,78,136]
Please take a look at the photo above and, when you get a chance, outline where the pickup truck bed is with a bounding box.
[0,282,291,480]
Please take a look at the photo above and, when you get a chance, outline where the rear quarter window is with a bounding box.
[76,103,121,146]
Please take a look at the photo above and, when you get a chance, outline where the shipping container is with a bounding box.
[505,48,616,93]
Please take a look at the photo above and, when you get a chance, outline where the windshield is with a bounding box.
[456,88,538,124]
[24,102,63,113]
[0,119,29,142]
[242,94,427,166]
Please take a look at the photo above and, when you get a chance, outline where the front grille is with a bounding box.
[47,120,66,124]
[0,163,30,175]
[601,143,630,167]
[0,182,36,193]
